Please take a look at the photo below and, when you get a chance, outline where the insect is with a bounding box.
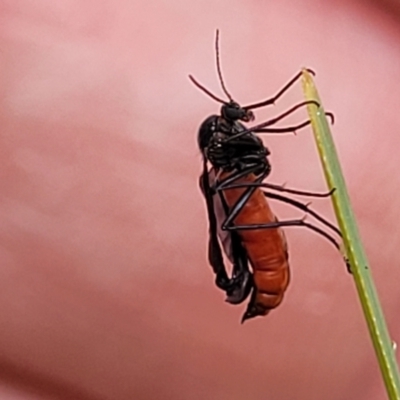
[190,31,341,322]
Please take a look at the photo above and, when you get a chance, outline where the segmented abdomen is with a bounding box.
[220,172,290,319]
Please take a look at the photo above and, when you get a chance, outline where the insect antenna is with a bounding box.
[215,29,233,102]
[188,30,235,105]
[188,75,226,104]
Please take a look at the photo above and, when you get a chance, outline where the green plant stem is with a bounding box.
[302,69,400,400]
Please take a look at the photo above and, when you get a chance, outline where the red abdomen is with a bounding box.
[220,172,290,318]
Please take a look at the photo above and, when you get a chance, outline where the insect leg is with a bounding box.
[216,167,267,229]
[200,162,229,282]
[226,100,322,142]
[217,189,253,304]
[225,181,335,198]
[254,120,312,134]
[218,178,340,235]
[225,217,341,251]
[253,112,334,134]
[221,186,259,230]
[212,155,271,193]
[227,237,253,304]
[214,163,267,191]
[262,191,341,236]
[227,111,334,141]
[253,100,319,128]
[260,194,350,272]
[216,171,341,250]
[218,178,348,268]
[243,69,315,110]
[200,161,253,303]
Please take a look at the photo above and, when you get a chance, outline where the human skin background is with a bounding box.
[1,0,400,399]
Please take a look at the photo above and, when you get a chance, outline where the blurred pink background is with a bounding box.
[1,1,400,399]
